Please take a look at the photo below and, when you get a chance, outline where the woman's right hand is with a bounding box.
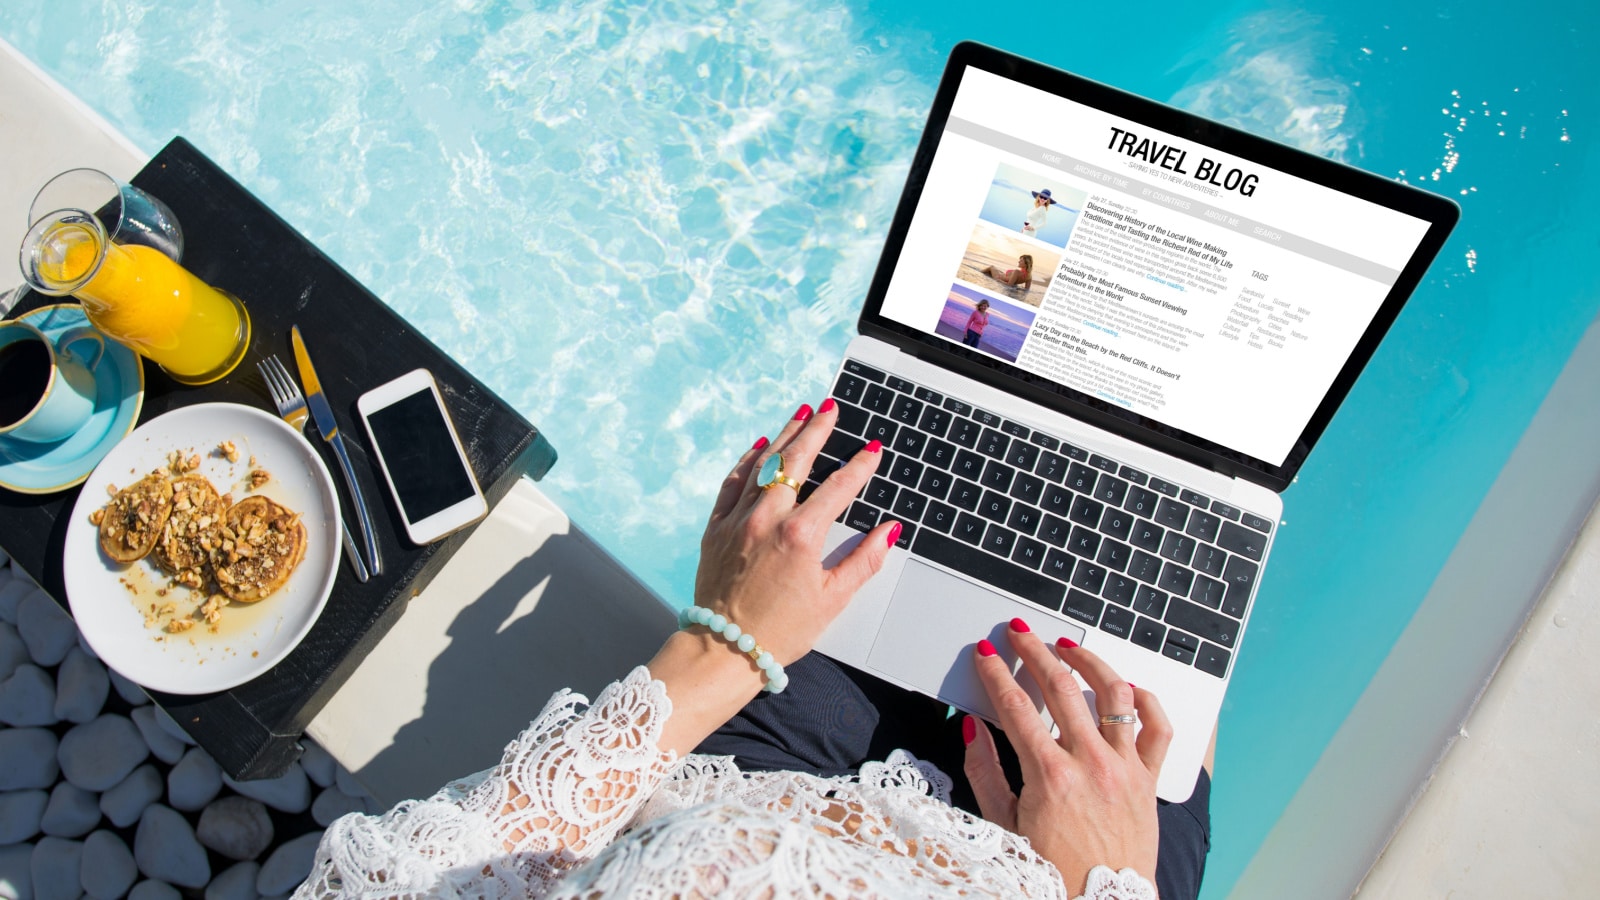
[961,620,1172,896]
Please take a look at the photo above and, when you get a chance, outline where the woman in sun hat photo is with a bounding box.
[1022,188,1055,237]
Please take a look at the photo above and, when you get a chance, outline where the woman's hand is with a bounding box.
[962,620,1172,895]
[652,399,898,755]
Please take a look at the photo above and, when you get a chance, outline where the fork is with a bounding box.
[259,355,371,583]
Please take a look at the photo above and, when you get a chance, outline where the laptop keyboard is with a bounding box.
[807,359,1276,680]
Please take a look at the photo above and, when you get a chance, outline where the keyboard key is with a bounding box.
[888,455,923,489]
[835,402,870,435]
[1099,508,1134,541]
[1068,494,1103,527]
[1159,532,1198,566]
[953,449,985,480]
[1161,641,1196,665]
[1210,501,1242,521]
[1132,585,1168,618]
[977,428,1010,460]
[978,490,1012,524]
[1062,589,1104,626]
[1037,514,1071,548]
[1103,573,1137,606]
[1071,560,1107,594]
[1124,486,1159,518]
[1165,629,1200,653]
[1129,550,1163,584]
[1035,451,1069,482]
[1180,489,1211,507]
[890,395,923,427]
[1153,498,1190,530]
[823,431,866,462]
[1148,477,1180,498]
[1118,466,1148,485]
[1096,539,1132,572]
[1031,433,1060,450]
[1185,510,1221,543]
[913,531,1067,612]
[1007,504,1041,535]
[1190,576,1226,609]
[979,460,1016,492]
[949,480,983,511]
[1217,521,1266,561]
[923,501,957,533]
[1242,512,1274,534]
[862,384,895,414]
[942,397,971,416]
[892,428,927,457]
[914,387,943,405]
[1041,484,1074,516]
[918,406,952,438]
[1157,562,1195,595]
[1129,520,1164,553]
[1093,474,1129,506]
[1131,616,1166,652]
[886,375,915,394]
[843,359,886,382]
[1065,463,1097,493]
[1088,454,1119,473]
[1013,537,1047,569]
[845,502,879,532]
[1010,473,1045,506]
[1043,549,1074,580]
[1222,556,1259,618]
[1193,545,1227,578]
[1005,441,1040,470]
[892,490,927,522]
[923,438,957,469]
[982,523,1018,557]
[1100,604,1136,639]
[1165,597,1239,648]
[948,418,981,449]
[918,468,952,500]
[891,521,916,549]
[998,421,1027,440]
[1068,525,1101,559]
[864,416,898,447]
[865,477,897,509]
[833,373,867,404]
[1195,643,1232,678]
[1060,443,1089,461]
[972,408,1002,428]
[953,513,987,545]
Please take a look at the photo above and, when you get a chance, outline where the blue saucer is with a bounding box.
[0,304,145,495]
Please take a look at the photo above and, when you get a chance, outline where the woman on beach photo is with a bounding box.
[982,254,1034,288]
[1022,188,1056,236]
[963,298,991,348]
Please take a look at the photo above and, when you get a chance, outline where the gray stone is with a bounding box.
[165,748,221,812]
[0,842,32,900]
[222,763,310,814]
[71,633,94,662]
[28,837,81,900]
[0,623,27,683]
[195,796,273,862]
[57,715,148,792]
[255,832,322,897]
[128,708,184,766]
[332,766,372,804]
[127,881,180,900]
[0,729,58,791]
[0,791,47,845]
[52,651,108,725]
[15,593,75,668]
[297,740,336,789]
[310,787,365,828]
[39,784,98,839]
[106,670,148,708]
[0,578,29,627]
[98,766,162,830]
[133,805,209,889]
[78,831,136,900]
[204,861,259,900]
[150,707,195,748]
[0,666,56,728]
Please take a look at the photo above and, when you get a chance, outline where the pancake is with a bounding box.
[98,472,175,564]
[213,495,306,602]
[153,473,226,581]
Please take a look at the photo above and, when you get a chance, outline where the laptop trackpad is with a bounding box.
[866,561,1087,720]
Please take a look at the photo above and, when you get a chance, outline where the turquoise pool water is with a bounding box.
[3,0,1594,894]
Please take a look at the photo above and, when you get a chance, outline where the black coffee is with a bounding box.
[0,338,52,428]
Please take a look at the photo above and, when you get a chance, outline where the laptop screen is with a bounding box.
[863,46,1458,490]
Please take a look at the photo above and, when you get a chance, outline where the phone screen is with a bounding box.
[365,388,476,521]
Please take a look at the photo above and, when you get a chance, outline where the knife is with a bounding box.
[290,325,384,577]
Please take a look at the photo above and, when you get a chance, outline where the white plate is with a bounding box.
[65,403,341,695]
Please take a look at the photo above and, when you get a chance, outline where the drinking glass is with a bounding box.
[28,168,184,262]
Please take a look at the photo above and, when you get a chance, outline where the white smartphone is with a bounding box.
[357,368,488,545]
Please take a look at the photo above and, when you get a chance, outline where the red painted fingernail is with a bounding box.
[1128,683,1137,691]
[1009,617,1030,633]
[751,436,769,450]
[886,521,902,547]
[962,715,977,746]
[865,439,882,453]
[1056,636,1078,650]
[977,639,998,657]
[819,398,836,414]
[793,403,813,422]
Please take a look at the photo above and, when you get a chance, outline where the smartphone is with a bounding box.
[357,369,487,544]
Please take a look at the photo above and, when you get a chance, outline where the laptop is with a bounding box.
[807,42,1459,801]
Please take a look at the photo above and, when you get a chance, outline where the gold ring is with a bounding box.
[757,453,802,492]
[1098,714,1138,726]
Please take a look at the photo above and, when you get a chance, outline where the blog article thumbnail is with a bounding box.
[977,163,1088,249]
[955,223,1061,308]
[934,283,1036,363]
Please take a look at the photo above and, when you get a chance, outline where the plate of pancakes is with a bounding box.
[65,402,341,694]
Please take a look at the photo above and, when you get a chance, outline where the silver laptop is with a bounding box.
[809,43,1458,801]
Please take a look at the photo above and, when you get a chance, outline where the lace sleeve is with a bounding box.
[1072,865,1157,900]
[294,666,676,898]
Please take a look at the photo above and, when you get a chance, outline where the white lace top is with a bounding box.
[294,666,1155,900]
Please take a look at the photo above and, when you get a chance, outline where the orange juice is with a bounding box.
[31,216,250,385]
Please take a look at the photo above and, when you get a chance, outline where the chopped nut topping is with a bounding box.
[248,469,271,489]
[218,441,239,463]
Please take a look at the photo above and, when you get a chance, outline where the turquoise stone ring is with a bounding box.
[757,452,802,492]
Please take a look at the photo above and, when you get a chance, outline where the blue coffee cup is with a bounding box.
[0,319,106,443]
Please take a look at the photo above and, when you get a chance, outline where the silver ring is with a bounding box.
[1098,713,1138,726]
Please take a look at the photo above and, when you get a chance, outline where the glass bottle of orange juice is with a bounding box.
[19,209,250,385]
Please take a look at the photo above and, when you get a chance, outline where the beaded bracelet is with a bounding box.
[678,605,789,694]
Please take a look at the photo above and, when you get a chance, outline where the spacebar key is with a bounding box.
[913,531,1067,612]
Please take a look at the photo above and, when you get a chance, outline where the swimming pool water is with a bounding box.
[3,0,1594,895]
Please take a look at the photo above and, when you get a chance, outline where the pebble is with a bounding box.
[0,578,30,627]
[167,748,222,812]
[204,861,259,900]
[0,843,32,900]
[128,880,181,900]
[15,593,75,668]
[53,650,108,725]
[28,837,82,900]
[99,765,163,829]
[79,830,137,900]
[39,783,99,838]
[333,766,371,803]
[129,708,185,765]
[223,763,311,814]
[106,669,148,708]
[0,666,57,728]
[310,786,366,828]
[255,832,322,897]
[133,804,210,889]
[73,632,95,661]
[0,728,59,791]
[58,714,148,792]
[0,790,48,845]
[0,623,27,682]
[298,740,336,789]
[196,796,274,862]
[151,707,196,747]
